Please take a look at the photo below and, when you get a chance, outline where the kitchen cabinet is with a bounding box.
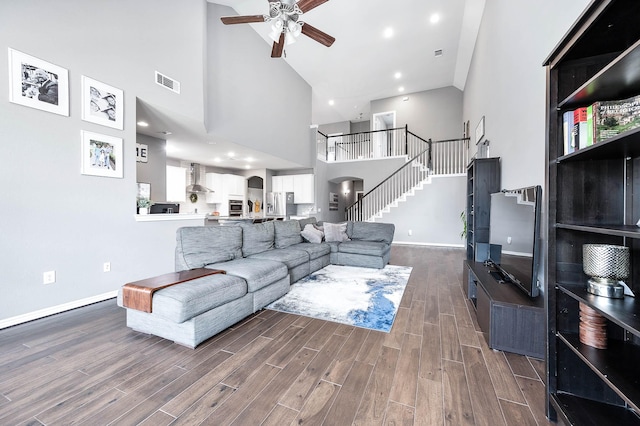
[293,174,314,204]
[224,174,245,198]
[273,175,294,192]
[273,173,315,204]
[205,173,223,204]
[205,173,244,204]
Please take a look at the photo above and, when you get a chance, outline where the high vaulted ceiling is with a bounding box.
[213,0,484,125]
[136,0,484,170]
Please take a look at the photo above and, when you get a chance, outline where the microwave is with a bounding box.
[229,199,243,217]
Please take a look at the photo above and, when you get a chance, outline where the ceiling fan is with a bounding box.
[220,0,335,58]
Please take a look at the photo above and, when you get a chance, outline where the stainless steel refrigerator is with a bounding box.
[266,192,296,218]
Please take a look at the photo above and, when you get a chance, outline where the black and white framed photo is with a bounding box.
[80,130,123,178]
[81,76,123,130]
[8,48,69,116]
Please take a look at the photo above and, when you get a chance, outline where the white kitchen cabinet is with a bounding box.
[205,172,223,204]
[293,174,314,204]
[282,175,295,192]
[224,174,245,198]
[272,175,295,193]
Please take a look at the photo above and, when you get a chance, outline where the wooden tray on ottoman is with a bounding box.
[122,268,225,313]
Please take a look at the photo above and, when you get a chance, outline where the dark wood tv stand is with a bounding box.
[465,260,544,359]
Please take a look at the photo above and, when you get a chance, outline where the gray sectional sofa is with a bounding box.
[117,218,394,348]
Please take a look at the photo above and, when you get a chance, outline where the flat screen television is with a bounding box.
[488,185,542,298]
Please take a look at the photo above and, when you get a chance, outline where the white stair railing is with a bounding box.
[345,137,469,221]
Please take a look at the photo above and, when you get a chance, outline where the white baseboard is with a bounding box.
[392,241,465,248]
[0,290,118,330]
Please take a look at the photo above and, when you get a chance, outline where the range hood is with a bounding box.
[186,163,212,193]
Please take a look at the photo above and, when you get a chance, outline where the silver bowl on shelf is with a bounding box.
[582,244,629,299]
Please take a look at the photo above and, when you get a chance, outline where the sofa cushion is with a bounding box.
[248,248,309,269]
[239,221,275,257]
[290,242,331,260]
[349,221,395,244]
[301,223,324,243]
[175,226,243,270]
[324,222,350,242]
[274,220,303,248]
[151,273,247,323]
[208,258,288,293]
[338,240,390,257]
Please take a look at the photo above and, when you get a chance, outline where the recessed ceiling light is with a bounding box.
[430,14,441,24]
[245,165,251,169]
[228,152,235,158]
[214,157,222,162]
[383,27,394,38]
[394,72,402,79]
[328,99,335,106]
[246,157,254,162]
[398,86,405,92]
[158,131,172,135]
[136,121,149,127]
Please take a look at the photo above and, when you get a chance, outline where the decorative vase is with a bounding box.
[582,244,629,299]
[139,207,149,215]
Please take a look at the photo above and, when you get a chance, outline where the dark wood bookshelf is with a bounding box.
[465,158,500,261]
[545,0,640,422]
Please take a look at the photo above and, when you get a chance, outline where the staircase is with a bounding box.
[336,132,469,222]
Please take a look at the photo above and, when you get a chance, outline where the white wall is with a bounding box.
[382,176,466,247]
[463,0,590,190]
[0,0,210,323]
[207,4,313,168]
[0,0,314,325]
[372,87,464,141]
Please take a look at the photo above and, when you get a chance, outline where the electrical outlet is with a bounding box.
[507,236,512,244]
[43,270,56,284]
[103,262,111,272]
[408,229,413,236]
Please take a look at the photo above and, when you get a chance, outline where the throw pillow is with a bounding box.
[324,222,350,242]
[301,223,323,243]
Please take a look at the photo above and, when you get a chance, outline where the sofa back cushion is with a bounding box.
[274,219,303,248]
[175,226,243,271]
[239,221,275,256]
[324,222,350,242]
[349,221,395,244]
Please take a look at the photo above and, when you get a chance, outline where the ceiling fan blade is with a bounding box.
[301,23,335,47]
[297,0,328,13]
[271,33,285,58]
[220,15,265,25]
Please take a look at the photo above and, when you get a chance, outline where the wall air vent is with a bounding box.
[434,49,443,57]
[155,71,181,94]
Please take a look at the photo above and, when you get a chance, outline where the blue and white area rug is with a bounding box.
[266,264,412,333]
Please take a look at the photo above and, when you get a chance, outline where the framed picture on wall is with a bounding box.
[7,48,69,116]
[80,130,123,178]
[81,76,124,129]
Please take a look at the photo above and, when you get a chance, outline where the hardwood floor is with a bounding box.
[0,246,553,425]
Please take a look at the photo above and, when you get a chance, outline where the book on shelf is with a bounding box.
[573,107,591,149]
[562,111,575,155]
[592,95,640,143]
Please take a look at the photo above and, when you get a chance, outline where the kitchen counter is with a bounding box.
[135,213,207,223]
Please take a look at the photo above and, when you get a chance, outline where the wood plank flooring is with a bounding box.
[0,246,554,425]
